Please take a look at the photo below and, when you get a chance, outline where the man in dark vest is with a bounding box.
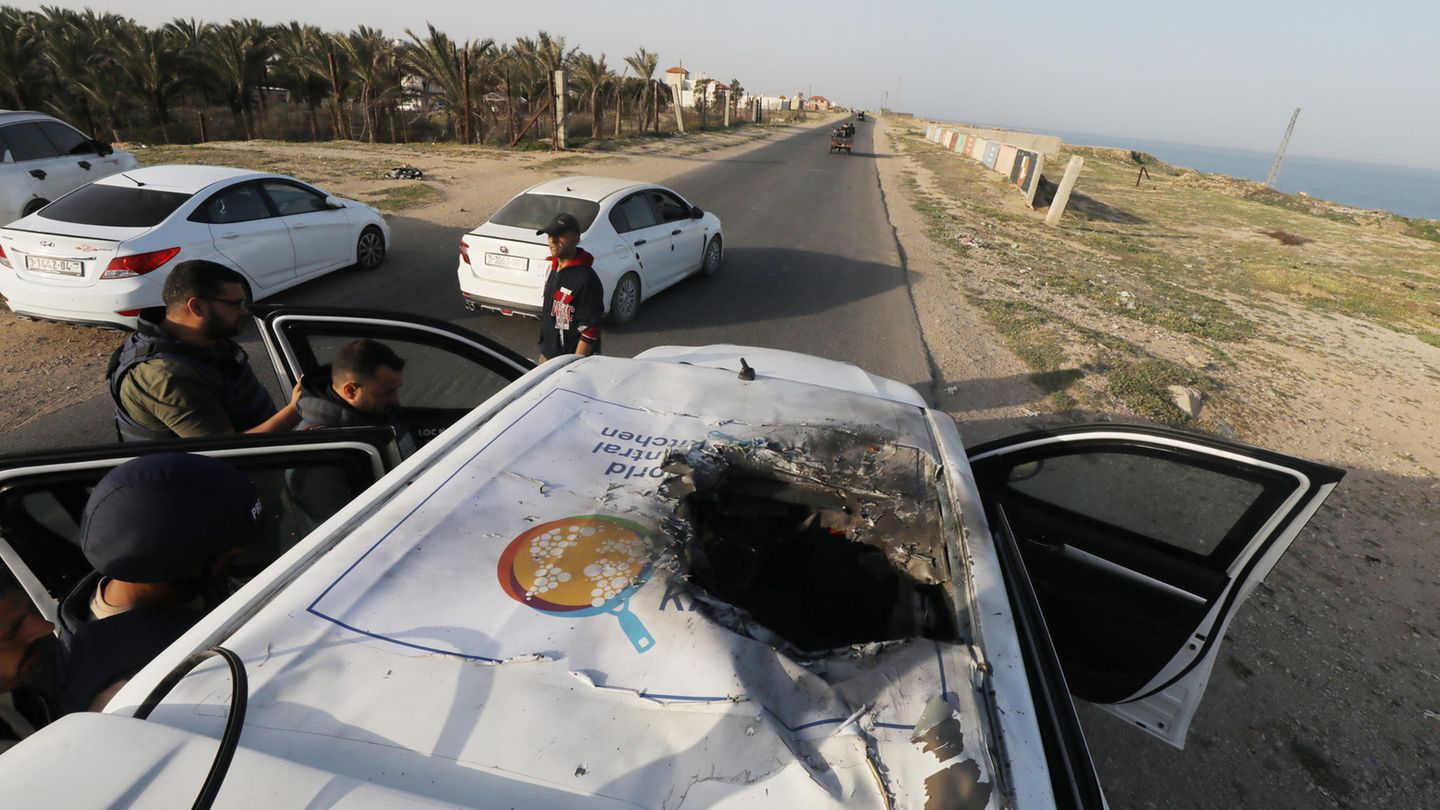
[54,453,261,714]
[107,260,302,442]
[296,339,417,457]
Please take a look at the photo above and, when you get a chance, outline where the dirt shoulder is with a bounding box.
[875,116,1438,807]
[0,117,839,435]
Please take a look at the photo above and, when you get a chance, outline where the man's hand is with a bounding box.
[287,375,305,409]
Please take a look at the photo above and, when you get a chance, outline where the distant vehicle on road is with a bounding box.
[457,175,723,324]
[0,166,390,329]
[857,111,866,121]
[0,110,140,227]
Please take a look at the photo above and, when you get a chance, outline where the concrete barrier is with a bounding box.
[995,144,1018,177]
[982,141,1000,169]
[962,134,976,157]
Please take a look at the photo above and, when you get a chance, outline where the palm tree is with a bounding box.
[116,21,186,142]
[623,48,657,135]
[0,8,43,109]
[209,19,274,139]
[693,78,713,129]
[572,52,608,141]
[729,78,744,123]
[342,27,396,143]
[272,23,332,140]
[403,25,494,142]
[36,7,100,134]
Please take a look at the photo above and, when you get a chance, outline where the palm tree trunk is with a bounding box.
[591,89,601,141]
[613,84,621,138]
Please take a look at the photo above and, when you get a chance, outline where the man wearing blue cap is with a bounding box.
[54,453,262,714]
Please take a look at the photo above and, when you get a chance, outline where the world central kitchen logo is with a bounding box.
[496,515,659,653]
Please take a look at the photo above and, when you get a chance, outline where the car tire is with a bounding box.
[702,236,723,277]
[609,273,641,324]
[21,199,47,217]
[356,226,386,270]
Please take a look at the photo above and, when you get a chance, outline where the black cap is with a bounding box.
[536,212,581,237]
[80,453,261,583]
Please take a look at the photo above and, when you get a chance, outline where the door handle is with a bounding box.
[78,161,91,170]
[632,239,647,246]
[29,169,45,181]
[290,222,308,229]
[219,233,240,240]
[670,229,682,235]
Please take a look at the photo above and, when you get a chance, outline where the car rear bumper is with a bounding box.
[461,291,542,318]
[0,272,151,328]
[456,263,544,315]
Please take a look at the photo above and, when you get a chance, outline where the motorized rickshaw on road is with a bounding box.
[829,123,855,154]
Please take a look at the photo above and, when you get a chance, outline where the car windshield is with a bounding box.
[40,183,190,228]
[489,193,599,233]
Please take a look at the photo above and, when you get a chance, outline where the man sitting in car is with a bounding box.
[0,587,57,752]
[54,453,262,714]
[296,339,417,457]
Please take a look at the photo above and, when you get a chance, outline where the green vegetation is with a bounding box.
[890,122,1439,428]
[360,183,441,211]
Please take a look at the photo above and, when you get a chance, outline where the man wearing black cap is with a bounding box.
[54,453,262,714]
[535,213,603,362]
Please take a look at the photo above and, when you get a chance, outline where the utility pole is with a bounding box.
[1266,107,1300,188]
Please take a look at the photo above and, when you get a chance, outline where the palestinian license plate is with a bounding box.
[26,255,83,276]
[485,252,528,272]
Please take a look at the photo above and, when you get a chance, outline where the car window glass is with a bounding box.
[650,190,690,223]
[197,184,272,224]
[1001,451,1267,556]
[615,193,659,232]
[0,454,382,601]
[36,122,95,156]
[489,193,600,232]
[299,334,511,411]
[39,185,190,228]
[1,124,60,162]
[261,181,330,216]
[0,128,11,163]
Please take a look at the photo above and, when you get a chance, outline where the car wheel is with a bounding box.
[609,273,641,324]
[356,226,386,270]
[21,199,47,217]
[702,236,723,277]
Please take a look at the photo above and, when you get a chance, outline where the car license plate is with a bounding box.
[25,256,83,276]
[485,252,528,271]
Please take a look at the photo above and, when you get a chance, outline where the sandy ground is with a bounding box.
[0,120,832,434]
[873,117,1438,808]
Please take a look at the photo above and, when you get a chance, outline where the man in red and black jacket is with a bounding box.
[536,213,603,362]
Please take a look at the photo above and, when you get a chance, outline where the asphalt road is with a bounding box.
[0,122,933,454]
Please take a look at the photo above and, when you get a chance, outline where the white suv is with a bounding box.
[0,111,140,226]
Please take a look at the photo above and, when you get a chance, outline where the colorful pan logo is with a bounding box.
[496,515,658,653]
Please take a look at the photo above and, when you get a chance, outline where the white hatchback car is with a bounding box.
[0,110,140,227]
[0,165,389,328]
[0,307,1343,808]
[457,175,723,323]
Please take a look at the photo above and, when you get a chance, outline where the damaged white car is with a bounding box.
[0,307,1342,808]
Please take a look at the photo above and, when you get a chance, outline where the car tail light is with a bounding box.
[458,240,471,265]
[102,247,180,279]
[115,308,143,317]
[0,242,10,269]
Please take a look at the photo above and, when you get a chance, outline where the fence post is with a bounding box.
[1045,156,1085,226]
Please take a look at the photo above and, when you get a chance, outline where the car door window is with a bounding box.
[0,128,12,163]
[0,440,394,610]
[36,122,96,157]
[260,181,330,216]
[261,315,531,447]
[1,124,60,163]
[613,193,659,233]
[195,183,273,224]
[650,190,691,223]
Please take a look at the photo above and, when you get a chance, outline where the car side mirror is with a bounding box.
[690,206,703,219]
[92,140,114,156]
[324,196,345,209]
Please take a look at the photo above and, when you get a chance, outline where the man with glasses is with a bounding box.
[106,260,302,441]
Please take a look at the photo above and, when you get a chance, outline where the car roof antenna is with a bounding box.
[118,173,145,187]
[738,358,755,381]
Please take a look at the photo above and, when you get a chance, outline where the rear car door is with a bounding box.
[0,429,402,626]
[253,306,535,447]
[967,424,1343,747]
[192,181,297,290]
[257,180,353,277]
[610,191,672,293]
[0,122,72,213]
[34,122,108,187]
[649,188,706,282]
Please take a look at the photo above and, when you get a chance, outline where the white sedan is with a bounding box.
[0,165,389,328]
[457,175,723,323]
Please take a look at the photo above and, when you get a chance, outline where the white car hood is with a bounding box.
[636,344,928,407]
[4,358,1007,809]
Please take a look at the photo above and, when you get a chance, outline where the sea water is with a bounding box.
[1055,131,1440,222]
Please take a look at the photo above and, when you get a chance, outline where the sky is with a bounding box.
[13,0,1440,169]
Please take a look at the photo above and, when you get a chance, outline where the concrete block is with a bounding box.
[1045,155,1085,226]
[995,144,1017,176]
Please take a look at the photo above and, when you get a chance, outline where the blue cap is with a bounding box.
[80,453,261,583]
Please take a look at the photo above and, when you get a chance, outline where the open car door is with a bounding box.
[967,425,1343,748]
[252,305,535,449]
[0,429,402,626]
